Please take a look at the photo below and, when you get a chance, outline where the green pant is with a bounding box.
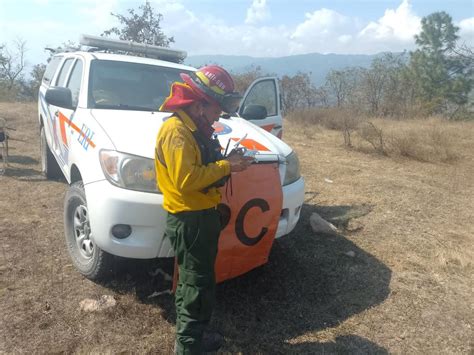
[166,208,221,355]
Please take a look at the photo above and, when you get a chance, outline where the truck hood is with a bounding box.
[90,109,292,159]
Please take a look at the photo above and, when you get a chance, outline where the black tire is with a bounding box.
[40,125,62,179]
[64,181,113,280]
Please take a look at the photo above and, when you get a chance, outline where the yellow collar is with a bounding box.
[176,109,197,132]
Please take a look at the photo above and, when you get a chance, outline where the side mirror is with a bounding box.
[241,104,267,120]
[45,87,73,110]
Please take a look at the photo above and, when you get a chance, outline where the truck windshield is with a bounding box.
[88,60,192,111]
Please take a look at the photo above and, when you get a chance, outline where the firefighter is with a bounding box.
[155,65,253,354]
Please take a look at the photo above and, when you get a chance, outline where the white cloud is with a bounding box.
[245,0,270,25]
[292,8,351,37]
[338,34,352,44]
[154,1,422,56]
[79,0,119,29]
[358,0,420,42]
[458,17,474,46]
[289,8,355,54]
[4,0,474,67]
[144,0,287,56]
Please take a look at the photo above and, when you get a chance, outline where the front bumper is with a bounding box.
[85,180,173,259]
[276,177,305,238]
[85,176,304,259]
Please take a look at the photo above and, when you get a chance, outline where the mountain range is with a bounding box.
[185,53,383,87]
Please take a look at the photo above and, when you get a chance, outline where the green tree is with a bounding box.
[280,72,318,112]
[364,52,410,116]
[415,12,459,53]
[102,1,174,47]
[0,39,27,90]
[19,63,46,100]
[231,65,266,94]
[325,70,346,107]
[409,11,472,115]
[325,68,360,108]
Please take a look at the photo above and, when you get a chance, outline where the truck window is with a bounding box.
[241,79,277,117]
[42,56,62,85]
[88,60,192,111]
[66,60,83,108]
[55,58,74,87]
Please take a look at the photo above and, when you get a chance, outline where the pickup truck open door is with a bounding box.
[238,77,283,139]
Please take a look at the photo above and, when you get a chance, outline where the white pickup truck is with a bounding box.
[38,35,304,281]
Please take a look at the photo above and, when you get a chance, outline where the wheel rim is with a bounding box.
[73,204,94,259]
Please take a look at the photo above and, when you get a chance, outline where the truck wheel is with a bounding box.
[40,126,62,179]
[64,181,113,280]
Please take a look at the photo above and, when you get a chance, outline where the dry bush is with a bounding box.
[387,120,458,163]
[0,87,19,102]
[353,118,462,163]
[286,108,347,128]
[287,108,364,147]
[285,108,323,126]
[358,121,387,155]
[288,107,467,163]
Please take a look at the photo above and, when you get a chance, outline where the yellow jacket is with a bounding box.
[155,109,230,213]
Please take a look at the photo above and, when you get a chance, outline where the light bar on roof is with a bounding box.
[79,34,187,62]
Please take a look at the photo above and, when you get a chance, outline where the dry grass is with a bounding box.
[287,108,468,163]
[1,102,473,354]
[355,118,464,163]
[287,108,362,131]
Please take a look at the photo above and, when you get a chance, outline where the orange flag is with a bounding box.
[215,163,283,283]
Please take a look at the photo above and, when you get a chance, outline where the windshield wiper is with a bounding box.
[94,103,156,112]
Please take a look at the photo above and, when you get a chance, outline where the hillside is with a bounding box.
[186,52,382,86]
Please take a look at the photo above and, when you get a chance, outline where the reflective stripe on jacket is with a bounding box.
[155,109,230,213]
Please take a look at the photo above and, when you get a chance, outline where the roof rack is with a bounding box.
[45,45,81,55]
[79,34,187,63]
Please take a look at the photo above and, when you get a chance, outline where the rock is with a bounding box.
[80,295,116,312]
[345,251,356,258]
[149,268,173,281]
[346,219,364,232]
[314,204,372,229]
[148,289,173,298]
[324,178,334,183]
[309,213,338,235]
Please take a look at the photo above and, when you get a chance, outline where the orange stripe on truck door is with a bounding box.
[58,112,96,149]
[230,137,270,151]
[261,124,275,133]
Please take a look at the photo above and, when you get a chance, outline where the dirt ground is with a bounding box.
[1,102,473,354]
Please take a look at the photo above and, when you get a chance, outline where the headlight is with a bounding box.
[283,151,301,186]
[99,149,160,193]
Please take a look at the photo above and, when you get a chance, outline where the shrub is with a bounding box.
[288,107,463,163]
[355,118,459,163]
[287,108,364,147]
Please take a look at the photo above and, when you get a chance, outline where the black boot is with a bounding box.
[202,331,224,353]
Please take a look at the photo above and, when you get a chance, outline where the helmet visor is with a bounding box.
[221,93,242,114]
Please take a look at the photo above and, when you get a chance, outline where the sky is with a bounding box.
[0,0,473,68]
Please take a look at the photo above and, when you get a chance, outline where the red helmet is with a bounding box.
[181,65,242,113]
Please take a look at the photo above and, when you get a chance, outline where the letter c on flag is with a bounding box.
[235,198,270,246]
